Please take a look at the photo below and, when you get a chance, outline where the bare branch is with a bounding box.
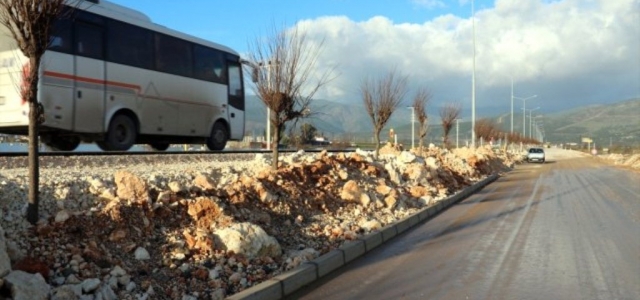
[245,23,335,170]
[440,102,461,148]
[412,87,431,150]
[360,69,408,157]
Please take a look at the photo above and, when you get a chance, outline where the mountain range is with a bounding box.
[244,96,640,147]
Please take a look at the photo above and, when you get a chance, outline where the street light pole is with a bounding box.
[266,64,271,150]
[456,119,461,148]
[471,0,476,148]
[514,95,537,137]
[408,106,415,149]
[529,108,540,138]
[510,77,513,133]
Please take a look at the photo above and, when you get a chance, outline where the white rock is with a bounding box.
[4,270,50,300]
[208,269,219,280]
[108,277,118,289]
[51,285,77,300]
[125,281,136,292]
[134,247,150,260]
[399,151,417,163]
[214,222,281,259]
[117,275,131,286]
[100,284,118,300]
[110,265,127,277]
[66,274,81,284]
[81,278,101,293]
[54,210,72,223]
[146,285,155,296]
[5,240,25,263]
[360,219,382,231]
[168,181,183,193]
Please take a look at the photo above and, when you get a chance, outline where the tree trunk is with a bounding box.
[26,100,39,224]
[374,128,381,158]
[271,123,281,170]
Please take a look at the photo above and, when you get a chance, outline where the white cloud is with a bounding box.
[293,0,640,112]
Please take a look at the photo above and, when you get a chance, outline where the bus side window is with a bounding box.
[74,22,104,59]
[212,53,226,83]
[48,18,72,53]
[155,33,192,77]
[194,45,226,84]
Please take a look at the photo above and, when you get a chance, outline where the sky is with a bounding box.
[108,0,640,117]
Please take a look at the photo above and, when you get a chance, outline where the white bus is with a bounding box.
[0,0,245,151]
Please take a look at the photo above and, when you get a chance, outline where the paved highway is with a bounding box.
[290,148,640,300]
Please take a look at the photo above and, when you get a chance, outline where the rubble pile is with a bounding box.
[0,144,519,299]
[600,153,640,170]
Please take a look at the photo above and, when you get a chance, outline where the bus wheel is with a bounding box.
[103,114,137,151]
[149,142,170,151]
[46,136,80,151]
[206,122,228,151]
[96,141,109,151]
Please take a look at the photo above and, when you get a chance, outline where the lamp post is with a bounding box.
[522,106,539,139]
[249,60,279,150]
[532,115,543,140]
[529,107,540,139]
[408,106,415,149]
[455,118,462,148]
[471,0,476,148]
[515,95,537,137]
[510,77,513,133]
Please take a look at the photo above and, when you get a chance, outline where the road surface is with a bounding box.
[290,148,640,300]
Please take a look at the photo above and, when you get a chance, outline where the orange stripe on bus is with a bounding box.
[43,71,141,91]
[42,71,218,108]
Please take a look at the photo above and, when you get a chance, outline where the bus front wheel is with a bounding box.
[206,122,228,151]
[102,114,137,151]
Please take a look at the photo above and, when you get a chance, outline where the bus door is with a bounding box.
[72,14,105,133]
[227,60,244,140]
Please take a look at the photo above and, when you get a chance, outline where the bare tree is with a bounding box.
[439,102,461,148]
[412,87,431,150]
[475,118,498,142]
[245,24,332,170]
[361,70,408,157]
[0,0,74,224]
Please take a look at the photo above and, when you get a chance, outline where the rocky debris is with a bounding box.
[601,153,640,170]
[214,222,282,258]
[0,144,520,299]
[3,270,50,300]
[0,225,11,277]
[114,170,150,204]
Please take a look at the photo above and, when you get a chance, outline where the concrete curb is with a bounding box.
[227,174,499,299]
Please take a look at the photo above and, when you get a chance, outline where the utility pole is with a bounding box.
[456,119,461,148]
[510,77,514,133]
[266,62,272,150]
[408,106,415,149]
[471,0,476,148]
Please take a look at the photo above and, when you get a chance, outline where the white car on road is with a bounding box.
[527,147,546,163]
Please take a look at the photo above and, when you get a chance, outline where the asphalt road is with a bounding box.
[290,148,640,300]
